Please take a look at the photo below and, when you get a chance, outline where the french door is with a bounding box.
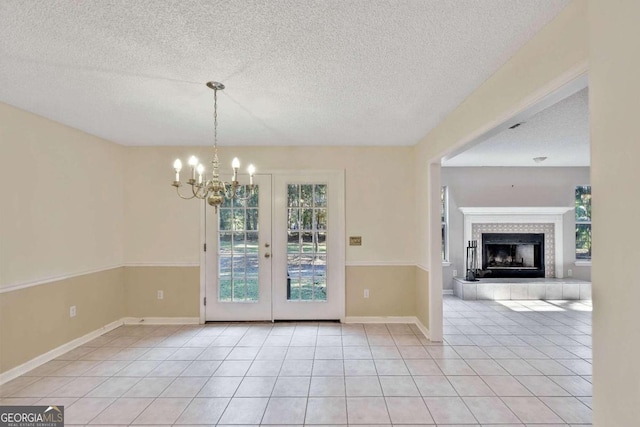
[204,171,345,322]
[205,175,272,321]
[271,173,344,320]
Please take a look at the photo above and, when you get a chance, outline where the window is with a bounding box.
[441,186,449,262]
[287,184,327,301]
[575,185,592,260]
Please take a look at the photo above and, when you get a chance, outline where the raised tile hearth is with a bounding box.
[453,277,592,301]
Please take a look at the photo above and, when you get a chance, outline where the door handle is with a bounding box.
[264,253,271,258]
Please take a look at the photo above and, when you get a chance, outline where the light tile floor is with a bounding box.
[0,295,593,426]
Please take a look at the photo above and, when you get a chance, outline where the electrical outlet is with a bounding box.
[157,290,164,300]
[70,305,77,318]
[364,289,369,298]
[567,269,573,277]
[452,269,458,277]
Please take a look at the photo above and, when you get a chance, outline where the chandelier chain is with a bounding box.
[213,86,218,149]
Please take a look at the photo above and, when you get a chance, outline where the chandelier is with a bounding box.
[171,81,255,213]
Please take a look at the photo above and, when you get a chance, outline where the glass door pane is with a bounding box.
[218,185,260,302]
[286,184,327,301]
[205,174,272,321]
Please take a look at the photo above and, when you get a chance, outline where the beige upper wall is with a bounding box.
[589,0,640,424]
[124,146,415,265]
[0,103,125,289]
[414,1,588,267]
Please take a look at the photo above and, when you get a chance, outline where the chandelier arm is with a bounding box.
[192,184,210,199]
[221,182,236,199]
[226,184,255,201]
[231,193,254,202]
[175,185,198,200]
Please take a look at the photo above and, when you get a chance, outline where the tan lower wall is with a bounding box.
[345,266,416,317]
[125,265,417,319]
[124,266,200,318]
[0,268,125,374]
[415,266,430,330]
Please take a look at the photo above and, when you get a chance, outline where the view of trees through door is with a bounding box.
[218,185,260,302]
[286,184,327,301]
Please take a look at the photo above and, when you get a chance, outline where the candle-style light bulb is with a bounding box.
[197,164,204,184]
[188,156,198,180]
[173,159,182,181]
[231,157,240,182]
[247,164,255,186]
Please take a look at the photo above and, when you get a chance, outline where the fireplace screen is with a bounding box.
[482,233,545,278]
[486,244,536,268]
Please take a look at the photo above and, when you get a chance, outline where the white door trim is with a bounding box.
[427,163,443,342]
[199,198,206,324]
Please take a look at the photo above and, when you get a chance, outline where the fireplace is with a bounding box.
[482,233,545,278]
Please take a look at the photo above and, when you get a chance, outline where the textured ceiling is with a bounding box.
[0,0,569,147]
[443,88,589,167]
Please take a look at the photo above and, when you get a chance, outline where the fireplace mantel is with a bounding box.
[459,207,573,279]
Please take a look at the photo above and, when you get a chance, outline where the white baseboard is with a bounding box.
[122,317,200,325]
[0,319,123,385]
[443,289,454,295]
[413,317,431,340]
[344,316,431,340]
[344,316,417,324]
[0,316,201,385]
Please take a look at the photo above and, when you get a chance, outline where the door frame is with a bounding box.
[199,169,346,323]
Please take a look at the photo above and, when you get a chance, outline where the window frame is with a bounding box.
[441,186,450,264]
[575,185,592,261]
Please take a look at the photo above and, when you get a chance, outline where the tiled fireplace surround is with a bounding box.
[472,222,555,278]
[461,207,571,279]
[455,207,591,301]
